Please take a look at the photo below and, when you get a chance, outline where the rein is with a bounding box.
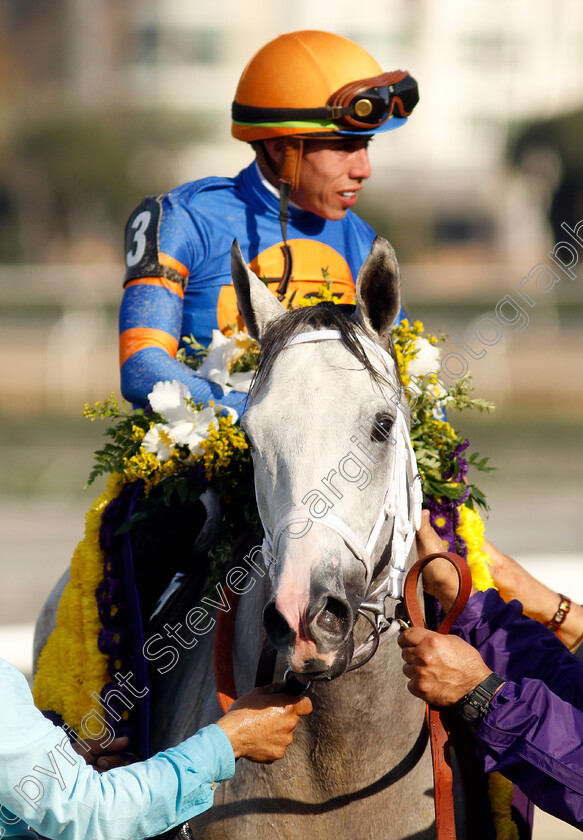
[403,552,473,840]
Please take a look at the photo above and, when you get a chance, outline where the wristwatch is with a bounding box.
[457,673,505,724]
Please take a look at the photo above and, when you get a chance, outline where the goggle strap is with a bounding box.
[232,102,345,123]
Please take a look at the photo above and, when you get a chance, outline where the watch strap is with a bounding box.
[457,672,505,724]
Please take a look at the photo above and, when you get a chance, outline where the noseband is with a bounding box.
[258,329,422,613]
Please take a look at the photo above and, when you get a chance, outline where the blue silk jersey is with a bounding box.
[120,161,403,410]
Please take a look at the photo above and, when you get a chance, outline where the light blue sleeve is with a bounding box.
[0,660,235,840]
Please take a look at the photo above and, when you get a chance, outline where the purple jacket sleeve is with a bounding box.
[454,590,583,706]
[453,589,583,828]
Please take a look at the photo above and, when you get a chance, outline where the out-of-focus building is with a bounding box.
[4,0,583,263]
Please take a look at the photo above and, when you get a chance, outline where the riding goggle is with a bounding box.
[232,71,419,132]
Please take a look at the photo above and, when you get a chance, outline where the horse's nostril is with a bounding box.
[263,599,296,649]
[315,596,351,638]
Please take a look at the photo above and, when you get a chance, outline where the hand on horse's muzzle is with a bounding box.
[215,685,313,764]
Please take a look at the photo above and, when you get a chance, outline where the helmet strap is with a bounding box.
[276,138,303,299]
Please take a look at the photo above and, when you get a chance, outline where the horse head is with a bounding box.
[231,236,421,680]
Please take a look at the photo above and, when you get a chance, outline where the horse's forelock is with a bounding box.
[250,304,399,396]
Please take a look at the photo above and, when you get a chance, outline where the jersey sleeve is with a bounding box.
[124,196,189,288]
[120,197,247,412]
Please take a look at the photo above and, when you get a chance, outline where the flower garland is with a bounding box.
[33,389,254,752]
[33,472,123,731]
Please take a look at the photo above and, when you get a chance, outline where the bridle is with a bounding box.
[256,328,423,662]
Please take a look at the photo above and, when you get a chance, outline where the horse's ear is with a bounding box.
[353,236,401,344]
[230,240,286,342]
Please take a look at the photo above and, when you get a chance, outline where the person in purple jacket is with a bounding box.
[398,511,583,829]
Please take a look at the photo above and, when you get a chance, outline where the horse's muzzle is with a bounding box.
[263,590,354,677]
[306,591,353,652]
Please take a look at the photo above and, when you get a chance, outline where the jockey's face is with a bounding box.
[262,137,373,221]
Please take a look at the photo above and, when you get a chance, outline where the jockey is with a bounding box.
[119,29,419,412]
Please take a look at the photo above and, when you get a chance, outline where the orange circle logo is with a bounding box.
[217,239,356,333]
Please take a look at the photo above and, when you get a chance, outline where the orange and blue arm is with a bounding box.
[119,196,247,412]
[119,276,247,412]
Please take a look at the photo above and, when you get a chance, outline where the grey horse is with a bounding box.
[35,237,438,839]
[149,237,436,839]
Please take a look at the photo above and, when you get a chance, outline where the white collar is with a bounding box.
[254,162,303,210]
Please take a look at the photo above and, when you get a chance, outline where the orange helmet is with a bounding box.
[232,30,418,142]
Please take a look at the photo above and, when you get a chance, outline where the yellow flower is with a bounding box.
[199,415,248,481]
[392,318,442,389]
[488,773,520,840]
[457,505,494,591]
[296,283,337,307]
[130,424,146,442]
[455,511,517,840]
[33,473,123,732]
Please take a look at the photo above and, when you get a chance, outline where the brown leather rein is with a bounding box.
[214,588,241,714]
[214,552,472,840]
[403,552,473,840]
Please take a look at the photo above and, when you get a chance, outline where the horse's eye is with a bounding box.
[370,414,394,443]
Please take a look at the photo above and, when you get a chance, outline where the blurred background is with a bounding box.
[0,2,582,835]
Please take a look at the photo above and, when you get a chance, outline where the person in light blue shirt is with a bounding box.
[0,659,311,840]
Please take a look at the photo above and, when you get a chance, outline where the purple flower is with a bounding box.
[444,439,470,483]
[425,493,468,558]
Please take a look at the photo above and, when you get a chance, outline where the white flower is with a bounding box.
[148,380,192,424]
[146,380,239,461]
[170,405,221,457]
[197,330,258,394]
[407,338,447,403]
[408,337,441,379]
[142,424,175,462]
[228,370,256,392]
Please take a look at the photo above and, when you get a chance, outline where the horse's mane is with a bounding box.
[251,303,399,396]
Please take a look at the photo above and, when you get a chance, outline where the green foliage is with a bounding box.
[409,375,495,514]
[82,390,257,564]
[83,394,163,487]
[176,335,209,369]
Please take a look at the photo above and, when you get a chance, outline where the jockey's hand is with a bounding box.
[72,736,131,772]
[416,511,474,611]
[216,685,312,763]
[398,627,494,706]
